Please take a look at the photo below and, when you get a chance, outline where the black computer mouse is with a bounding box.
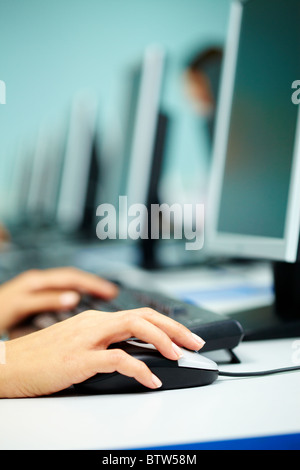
[73,340,219,394]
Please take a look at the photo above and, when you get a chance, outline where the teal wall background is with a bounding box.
[0,0,231,223]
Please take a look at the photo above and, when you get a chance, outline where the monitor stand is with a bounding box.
[229,261,300,341]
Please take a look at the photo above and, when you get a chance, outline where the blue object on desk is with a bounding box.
[180,285,274,305]
[144,433,300,450]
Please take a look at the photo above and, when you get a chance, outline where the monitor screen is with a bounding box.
[209,0,300,262]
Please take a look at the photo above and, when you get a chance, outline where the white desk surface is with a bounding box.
[0,338,299,450]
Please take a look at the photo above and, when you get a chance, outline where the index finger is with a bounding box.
[26,268,119,299]
[88,308,205,353]
[131,308,206,351]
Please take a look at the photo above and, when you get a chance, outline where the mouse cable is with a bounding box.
[218,365,300,378]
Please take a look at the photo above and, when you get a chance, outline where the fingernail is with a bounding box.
[172,342,183,359]
[191,333,206,349]
[152,374,162,389]
[60,292,80,307]
[101,285,119,300]
[105,282,119,295]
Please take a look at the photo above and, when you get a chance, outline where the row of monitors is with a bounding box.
[1,45,166,240]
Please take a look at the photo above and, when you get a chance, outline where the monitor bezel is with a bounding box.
[207,0,300,263]
[125,45,165,209]
[118,45,166,238]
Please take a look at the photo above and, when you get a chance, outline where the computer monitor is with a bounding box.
[117,45,169,267]
[208,0,300,339]
[9,140,35,228]
[26,124,59,225]
[56,92,100,235]
[37,122,67,225]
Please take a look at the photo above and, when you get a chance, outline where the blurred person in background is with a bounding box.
[184,46,223,151]
[0,223,10,246]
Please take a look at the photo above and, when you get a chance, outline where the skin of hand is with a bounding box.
[0,308,205,398]
[0,267,118,333]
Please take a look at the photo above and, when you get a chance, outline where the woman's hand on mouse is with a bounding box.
[0,267,118,333]
[0,308,205,398]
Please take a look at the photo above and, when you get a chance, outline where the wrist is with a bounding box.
[0,340,10,398]
[0,340,24,398]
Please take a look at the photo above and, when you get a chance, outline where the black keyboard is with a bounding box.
[29,284,244,352]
